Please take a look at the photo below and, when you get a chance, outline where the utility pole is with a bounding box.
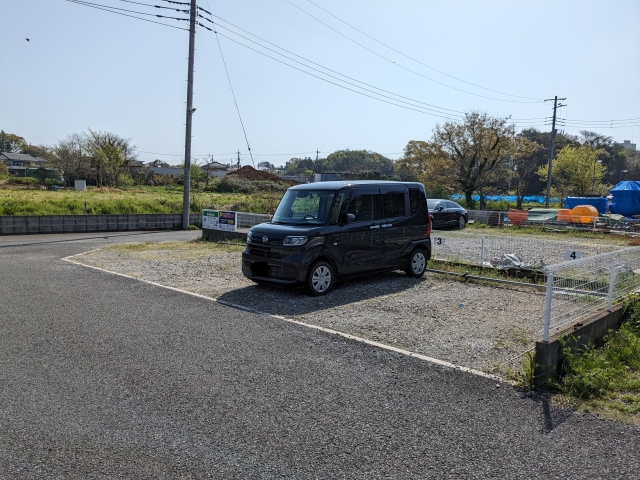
[237,150,241,170]
[181,0,197,230]
[544,95,566,208]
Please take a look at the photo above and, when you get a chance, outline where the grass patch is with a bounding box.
[0,186,283,215]
[427,259,544,286]
[104,238,244,254]
[466,222,633,245]
[553,298,640,423]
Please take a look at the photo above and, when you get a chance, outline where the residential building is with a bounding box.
[618,140,638,152]
[201,161,229,178]
[1,152,48,176]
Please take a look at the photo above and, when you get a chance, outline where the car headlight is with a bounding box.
[283,236,308,246]
[247,231,253,242]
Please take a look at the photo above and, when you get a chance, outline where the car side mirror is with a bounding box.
[344,213,355,224]
[438,206,444,211]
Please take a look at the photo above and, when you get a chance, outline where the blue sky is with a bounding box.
[2,0,639,166]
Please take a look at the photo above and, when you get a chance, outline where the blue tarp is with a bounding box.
[564,197,608,215]
[609,181,640,217]
[451,194,559,203]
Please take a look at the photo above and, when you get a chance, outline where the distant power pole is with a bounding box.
[237,150,241,170]
[181,0,197,230]
[544,95,567,208]
[314,149,320,175]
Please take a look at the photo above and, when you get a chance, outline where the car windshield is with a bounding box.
[427,200,441,209]
[272,189,340,225]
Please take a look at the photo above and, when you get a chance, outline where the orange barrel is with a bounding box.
[570,205,598,223]
[507,209,529,226]
[557,209,572,222]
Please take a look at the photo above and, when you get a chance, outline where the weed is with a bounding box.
[552,298,640,422]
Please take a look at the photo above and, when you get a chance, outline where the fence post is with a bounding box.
[607,256,617,312]
[543,271,554,343]
[480,238,484,266]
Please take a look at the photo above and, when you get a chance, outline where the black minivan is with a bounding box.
[242,181,432,295]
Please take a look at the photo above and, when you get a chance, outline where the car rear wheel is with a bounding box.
[406,248,427,278]
[458,215,466,229]
[306,260,334,296]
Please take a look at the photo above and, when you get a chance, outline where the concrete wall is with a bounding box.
[534,304,625,385]
[0,214,202,235]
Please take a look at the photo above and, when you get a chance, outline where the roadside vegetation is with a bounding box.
[551,299,640,423]
[0,182,285,216]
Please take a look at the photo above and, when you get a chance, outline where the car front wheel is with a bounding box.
[306,260,334,296]
[458,215,466,229]
[406,248,427,278]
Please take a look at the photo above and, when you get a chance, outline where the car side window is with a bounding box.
[346,194,374,222]
[409,190,420,215]
[383,193,405,218]
[444,201,455,209]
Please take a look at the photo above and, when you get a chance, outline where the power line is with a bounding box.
[199,13,467,117]
[304,0,542,101]
[70,0,189,20]
[284,0,543,104]
[116,0,189,12]
[214,29,255,166]
[65,0,188,27]
[210,30,459,120]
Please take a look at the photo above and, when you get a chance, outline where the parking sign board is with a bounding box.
[203,210,237,232]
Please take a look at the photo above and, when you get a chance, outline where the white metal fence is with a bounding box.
[431,230,622,269]
[540,246,640,341]
[236,212,271,229]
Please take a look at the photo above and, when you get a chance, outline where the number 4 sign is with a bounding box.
[565,250,582,261]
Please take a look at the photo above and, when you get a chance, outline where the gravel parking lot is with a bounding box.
[76,240,545,375]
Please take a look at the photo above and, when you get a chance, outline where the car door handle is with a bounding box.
[381,224,392,228]
[370,225,380,230]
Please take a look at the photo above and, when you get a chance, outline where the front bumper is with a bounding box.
[242,244,309,286]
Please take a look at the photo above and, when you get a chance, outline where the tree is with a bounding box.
[34,166,50,186]
[83,129,136,187]
[431,111,514,209]
[149,159,171,168]
[257,161,276,173]
[579,131,629,185]
[0,131,27,153]
[537,145,607,199]
[395,140,454,194]
[323,150,395,176]
[94,144,126,188]
[517,128,580,195]
[282,157,315,176]
[50,133,92,187]
[509,138,544,209]
[0,159,9,176]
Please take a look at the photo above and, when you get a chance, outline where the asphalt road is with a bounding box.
[1,231,638,479]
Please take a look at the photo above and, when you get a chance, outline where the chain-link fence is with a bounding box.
[540,246,640,341]
[468,208,640,233]
[431,230,623,269]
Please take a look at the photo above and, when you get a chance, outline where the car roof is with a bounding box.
[288,180,424,190]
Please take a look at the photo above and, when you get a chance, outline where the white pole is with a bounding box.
[607,256,617,312]
[480,238,484,266]
[543,272,554,342]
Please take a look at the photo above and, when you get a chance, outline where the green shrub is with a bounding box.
[558,299,640,400]
[206,176,289,195]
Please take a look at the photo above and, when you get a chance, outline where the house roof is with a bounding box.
[1,152,47,163]
[202,161,228,170]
